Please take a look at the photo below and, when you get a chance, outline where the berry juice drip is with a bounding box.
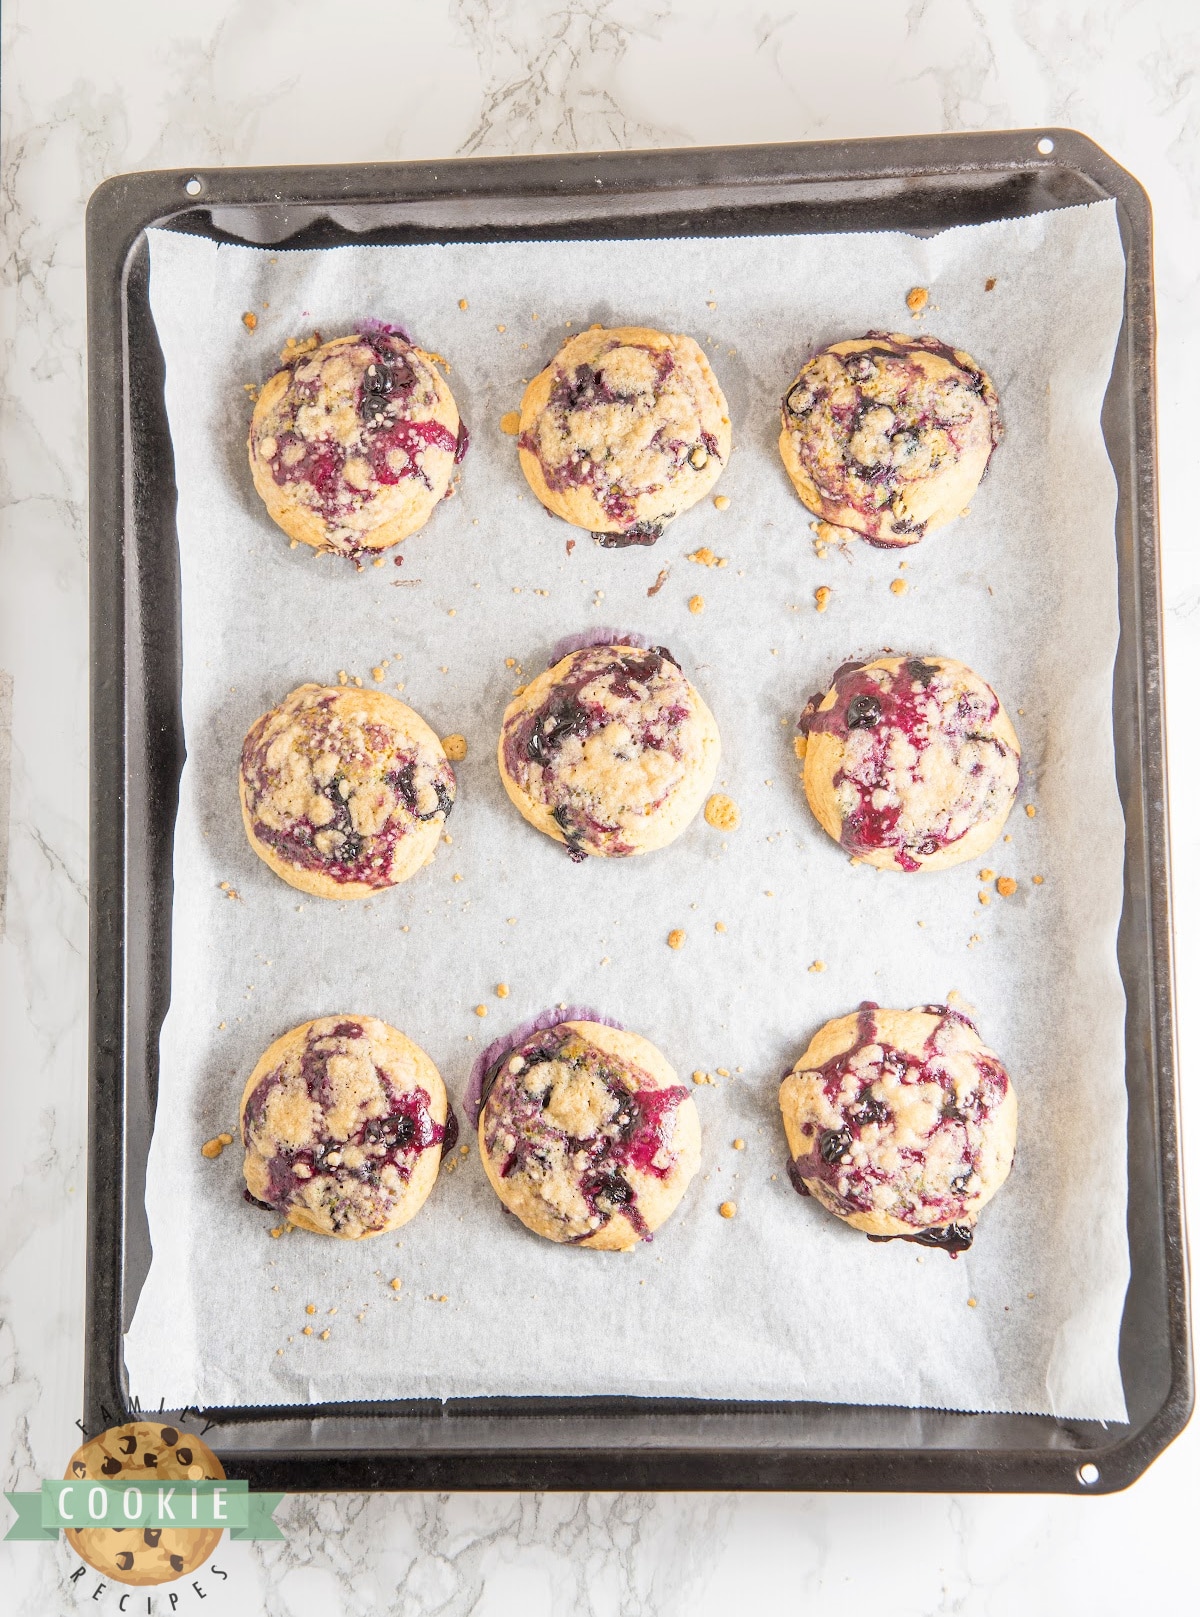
[866,1222,975,1255]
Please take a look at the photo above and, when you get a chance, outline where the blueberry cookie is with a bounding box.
[240,1015,448,1238]
[780,1003,1017,1252]
[64,1423,224,1586]
[517,326,731,544]
[240,683,455,899]
[799,654,1019,872]
[248,325,466,560]
[778,332,1000,545]
[477,1015,701,1250]
[497,636,720,859]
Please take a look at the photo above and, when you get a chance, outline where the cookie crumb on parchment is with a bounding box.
[906,286,929,313]
[667,929,686,950]
[688,594,705,614]
[996,876,1018,898]
[200,1132,233,1159]
[704,793,740,831]
[280,332,320,363]
[687,547,728,568]
[719,1201,737,1219]
[499,412,521,435]
[241,311,258,331]
[713,494,731,511]
[442,733,468,761]
[647,567,670,596]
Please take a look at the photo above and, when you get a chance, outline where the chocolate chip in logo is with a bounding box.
[143,1452,158,1465]
[100,1456,123,1476]
[118,1434,137,1454]
[115,1552,134,1571]
[169,1554,185,1573]
[143,1528,162,1548]
[175,1447,193,1465]
[72,1461,87,1477]
[159,1427,179,1445]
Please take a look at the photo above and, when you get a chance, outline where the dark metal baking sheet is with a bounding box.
[85,129,1191,1493]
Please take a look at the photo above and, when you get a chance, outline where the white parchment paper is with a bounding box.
[125,202,1129,1419]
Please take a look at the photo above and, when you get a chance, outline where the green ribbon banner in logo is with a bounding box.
[4,1480,285,1542]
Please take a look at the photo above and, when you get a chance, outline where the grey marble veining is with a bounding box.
[2,2,1197,1612]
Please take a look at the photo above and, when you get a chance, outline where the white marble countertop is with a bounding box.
[1,1,1196,1611]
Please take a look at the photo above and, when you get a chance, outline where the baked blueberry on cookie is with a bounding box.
[475,1014,701,1250]
[240,683,455,899]
[240,1015,448,1238]
[497,633,720,860]
[64,1423,224,1586]
[778,332,1000,545]
[248,325,466,560]
[517,325,731,543]
[780,1003,1017,1253]
[799,654,1019,872]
